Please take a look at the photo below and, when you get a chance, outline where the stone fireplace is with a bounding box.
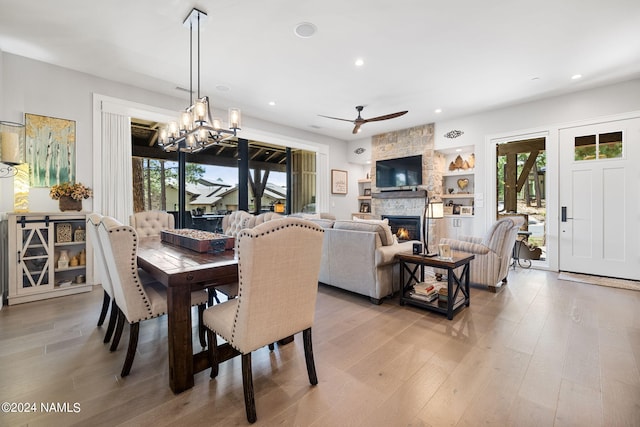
[382,215,421,242]
[369,123,444,248]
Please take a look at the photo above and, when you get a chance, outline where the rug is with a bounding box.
[558,272,640,292]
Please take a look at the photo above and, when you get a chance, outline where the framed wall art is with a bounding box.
[359,202,370,213]
[25,113,76,187]
[331,169,348,194]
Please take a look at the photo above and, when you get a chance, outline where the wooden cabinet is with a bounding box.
[353,178,373,219]
[7,212,92,305]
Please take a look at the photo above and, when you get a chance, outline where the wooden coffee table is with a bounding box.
[396,251,474,320]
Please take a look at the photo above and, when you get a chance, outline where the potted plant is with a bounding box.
[50,182,93,211]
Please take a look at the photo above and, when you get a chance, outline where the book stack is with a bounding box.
[408,281,438,302]
[437,286,448,306]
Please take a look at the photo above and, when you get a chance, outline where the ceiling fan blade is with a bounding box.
[318,114,355,123]
[352,123,362,134]
[362,111,408,123]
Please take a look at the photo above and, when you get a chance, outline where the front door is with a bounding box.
[559,118,640,280]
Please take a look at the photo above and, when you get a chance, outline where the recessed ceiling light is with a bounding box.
[571,74,582,80]
[355,58,364,67]
[455,148,463,152]
[268,101,276,106]
[531,77,540,81]
[294,22,317,38]
[435,108,442,114]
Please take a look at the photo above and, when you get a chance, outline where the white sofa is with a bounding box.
[220,212,417,304]
[312,219,418,304]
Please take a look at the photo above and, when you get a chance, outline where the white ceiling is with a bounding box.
[1,0,639,141]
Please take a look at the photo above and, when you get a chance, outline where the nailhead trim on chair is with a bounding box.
[109,226,162,321]
[220,221,324,352]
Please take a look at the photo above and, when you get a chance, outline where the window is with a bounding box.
[575,131,623,161]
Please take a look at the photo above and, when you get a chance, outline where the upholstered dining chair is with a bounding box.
[98,216,209,377]
[439,216,525,292]
[203,217,324,423]
[129,210,174,237]
[86,213,118,344]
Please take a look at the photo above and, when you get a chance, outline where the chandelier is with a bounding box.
[158,8,241,153]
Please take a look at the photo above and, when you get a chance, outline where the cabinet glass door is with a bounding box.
[17,223,53,292]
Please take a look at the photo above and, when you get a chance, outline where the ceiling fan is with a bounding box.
[319,105,408,134]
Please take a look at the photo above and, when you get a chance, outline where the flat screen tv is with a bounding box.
[376,155,423,189]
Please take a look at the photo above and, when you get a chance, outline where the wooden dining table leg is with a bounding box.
[167,281,194,393]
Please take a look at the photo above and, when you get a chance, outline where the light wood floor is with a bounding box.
[1,268,640,426]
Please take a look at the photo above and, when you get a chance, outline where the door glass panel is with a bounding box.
[575,132,623,161]
[575,135,596,161]
[598,131,623,159]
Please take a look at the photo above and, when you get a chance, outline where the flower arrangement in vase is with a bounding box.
[50,182,93,211]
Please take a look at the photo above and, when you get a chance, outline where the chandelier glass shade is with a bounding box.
[158,8,241,153]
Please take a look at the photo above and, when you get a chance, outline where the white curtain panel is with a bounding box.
[100,111,133,223]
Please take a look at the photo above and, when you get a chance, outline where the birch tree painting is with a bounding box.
[25,114,76,187]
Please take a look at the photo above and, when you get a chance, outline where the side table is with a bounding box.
[397,251,475,320]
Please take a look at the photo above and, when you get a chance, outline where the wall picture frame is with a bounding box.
[360,202,370,213]
[25,113,77,187]
[363,188,371,196]
[331,169,348,194]
[460,206,473,216]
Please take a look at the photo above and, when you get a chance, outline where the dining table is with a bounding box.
[136,236,239,393]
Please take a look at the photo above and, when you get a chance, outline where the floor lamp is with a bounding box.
[423,197,444,257]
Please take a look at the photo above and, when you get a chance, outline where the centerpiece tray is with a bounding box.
[160,229,235,253]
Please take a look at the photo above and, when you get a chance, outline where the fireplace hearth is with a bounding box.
[382,215,421,242]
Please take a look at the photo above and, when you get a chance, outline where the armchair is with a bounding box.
[440,216,525,292]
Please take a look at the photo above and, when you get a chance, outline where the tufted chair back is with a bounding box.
[99,216,166,323]
[206,217,324,353]
[221,210,252,239]
[129,211,174,237]
[243,212,283,228]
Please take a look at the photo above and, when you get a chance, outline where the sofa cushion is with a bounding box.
[353,217,395,246]
[333,220,394,246]
[308,218,335,229]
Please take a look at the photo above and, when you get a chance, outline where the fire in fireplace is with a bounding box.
[382,215,421,242]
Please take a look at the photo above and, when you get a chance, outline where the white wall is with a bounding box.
[0,53,358,219]
[434,78,640,232]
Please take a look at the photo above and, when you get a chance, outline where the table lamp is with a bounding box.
[423,197,444,257]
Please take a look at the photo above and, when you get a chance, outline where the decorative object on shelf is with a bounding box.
[74,226,86,242]
[467,153,475,168]
[75,274,85,284]
[50,182,92,211]
[79,249,86,266]
[70,256,79,267]
[157,8,241,153]
[25,113,76,187]
[57,250,70,269]
[460,206,473,216]
[448,152,475,172]
[56,223,73,243]
[359,202,370,213]
[448,188,454,194]
[0,121,26,179]
[444,129,464,139]
[363,188,371,196]
[457,178,469,191]
[331,169,348,194]
[443,203,454,215]
[422,196,444,257]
